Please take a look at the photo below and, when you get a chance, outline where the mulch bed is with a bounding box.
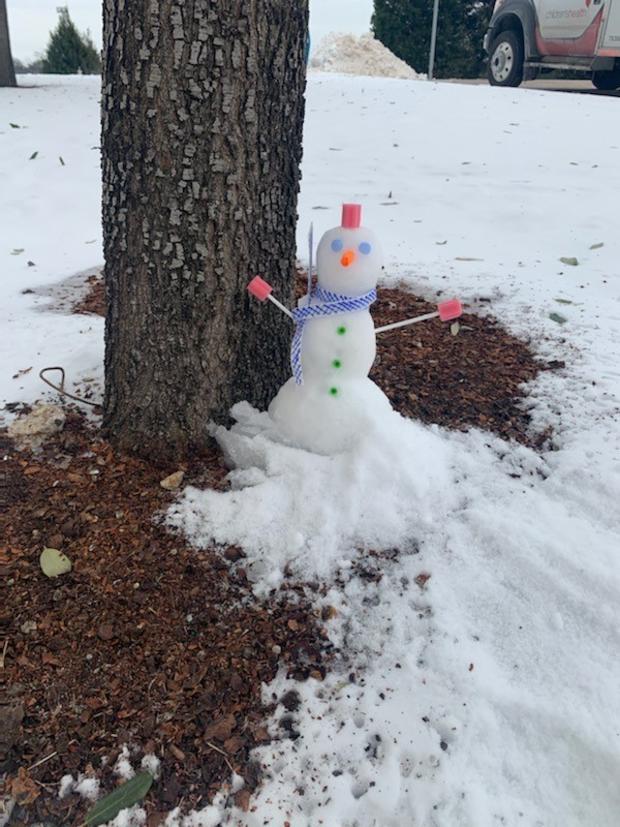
[1,272,564,825]
[0,415,328,825]
[371,286,562,447]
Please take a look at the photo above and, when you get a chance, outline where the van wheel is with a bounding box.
[488,31,524,87]
[592,70,620,90]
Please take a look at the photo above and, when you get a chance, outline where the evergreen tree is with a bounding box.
[372,0,493,79]
[41,7,100,74]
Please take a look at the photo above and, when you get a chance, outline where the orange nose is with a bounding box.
[340,249,356,268]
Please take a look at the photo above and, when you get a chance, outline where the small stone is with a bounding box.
[20,621,37,635]
[160,470,185,490]
[224,547,245,562]
[97,624,115,641]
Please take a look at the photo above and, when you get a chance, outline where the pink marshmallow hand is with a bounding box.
[247,275,273,301]
[247,276,294,319]
[438,298,462,321]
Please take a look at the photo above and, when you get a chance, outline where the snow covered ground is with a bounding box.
[2,75,620,827]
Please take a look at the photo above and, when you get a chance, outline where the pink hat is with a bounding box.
[341,203,362,229]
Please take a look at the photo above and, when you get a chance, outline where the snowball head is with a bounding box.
[316,225,384,296]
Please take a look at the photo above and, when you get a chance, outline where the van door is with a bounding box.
[601,0,620,50]
[538,0,603,41]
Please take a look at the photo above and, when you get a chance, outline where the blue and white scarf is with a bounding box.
[290,286,377,385]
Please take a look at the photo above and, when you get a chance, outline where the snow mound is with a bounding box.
[310,32,423,80]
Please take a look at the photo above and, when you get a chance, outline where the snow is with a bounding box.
[58,772,100,801]
[2,73,620,827]
[113,745,136,780]
[0,75,103,421]
[310,32,422,80]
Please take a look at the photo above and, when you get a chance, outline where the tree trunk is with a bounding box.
[0,0,16,87]
[102,0,308,460]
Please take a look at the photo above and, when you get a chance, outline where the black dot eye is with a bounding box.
[358,242,372,255]
[331,239,344,252]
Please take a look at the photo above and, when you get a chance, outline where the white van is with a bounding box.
[484,0,620,88]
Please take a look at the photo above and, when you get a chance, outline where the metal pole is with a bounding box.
[428,0,440,80]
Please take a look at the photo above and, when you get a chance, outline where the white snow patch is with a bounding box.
[140,753,161,779]
[310,32,422,79]
[107,805,147,827]
[58,773,100,801]
[114,746,136,780]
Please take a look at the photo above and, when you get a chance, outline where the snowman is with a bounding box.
[248,204,461,454]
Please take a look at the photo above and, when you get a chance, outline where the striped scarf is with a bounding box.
[290,286,377,385]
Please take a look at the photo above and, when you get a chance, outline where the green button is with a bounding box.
[332,359,342,369]
[337,325,347,335]
[329,387,339,396]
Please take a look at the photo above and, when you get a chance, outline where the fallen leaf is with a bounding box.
[435,240,448,245]
[455,256,483,262]
[450,322,460,337]
[589,242,604,250]
[12,367,32,379]
[59,156,65,166]
[40,547,72,578]
[29,151,38,160]
[554,298,573,305]
[559,256,579,266]
[9,768,40,805]
[549,312,567,325]
[9,123,21,128]
[11,248,24,255]
[414,572,431,588]
[84,772,153,826]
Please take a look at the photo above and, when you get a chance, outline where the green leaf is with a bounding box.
[84,773,153,827]
[29,151,38,160]
[40,548,72,578]
[559,257,579,266]
[589,242,604,250]
[549,312,567,325]
[554,298,573,305]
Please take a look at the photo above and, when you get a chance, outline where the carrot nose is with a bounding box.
[340,249,356,267]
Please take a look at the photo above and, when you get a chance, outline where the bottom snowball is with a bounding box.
[268,376,393,454]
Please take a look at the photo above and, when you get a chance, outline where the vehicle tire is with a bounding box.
[488,30,524,87]
[592,69,620,90]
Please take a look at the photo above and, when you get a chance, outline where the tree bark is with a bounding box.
[0,0,16,87]
[102,0,308,460]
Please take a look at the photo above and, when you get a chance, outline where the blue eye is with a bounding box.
[331,239,343,252]
[359,242,372,255]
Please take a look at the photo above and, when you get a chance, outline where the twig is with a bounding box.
[0,639,8,668]
[39,366,100,408]
[205,741,235,774]
[28,751,58,771]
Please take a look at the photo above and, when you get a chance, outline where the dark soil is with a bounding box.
[1,272,564,824]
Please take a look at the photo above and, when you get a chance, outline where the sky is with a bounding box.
[6,0,374,63]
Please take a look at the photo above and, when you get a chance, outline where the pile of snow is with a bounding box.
[310,32,423,80]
